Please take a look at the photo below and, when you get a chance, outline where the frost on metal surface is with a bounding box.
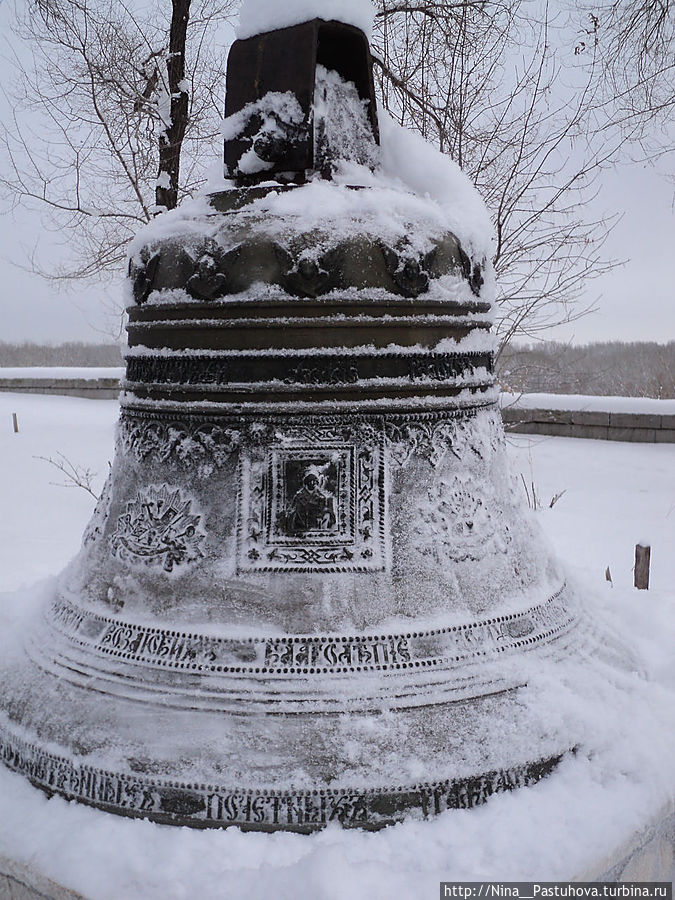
[313,65,379,177]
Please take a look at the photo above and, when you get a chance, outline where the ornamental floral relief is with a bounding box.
[384,412,485,469]
[417,475,512,565]
[120,416,243,471]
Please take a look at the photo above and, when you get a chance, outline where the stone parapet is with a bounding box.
[502,405,675,443]
[0,376,121,400]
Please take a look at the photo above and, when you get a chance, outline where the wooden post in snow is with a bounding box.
[12,413,19,433]
[634,543,650,590]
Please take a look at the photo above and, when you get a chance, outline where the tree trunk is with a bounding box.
[155,0,191,212]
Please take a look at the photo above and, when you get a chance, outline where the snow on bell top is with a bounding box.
[224,0,379,183]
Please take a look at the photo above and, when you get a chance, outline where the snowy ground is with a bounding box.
[0,392,673,898]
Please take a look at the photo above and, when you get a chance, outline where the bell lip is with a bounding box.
[0,715,570,831]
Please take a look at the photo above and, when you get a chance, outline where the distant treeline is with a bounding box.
[498,341,675,399]
[0,341,123,367]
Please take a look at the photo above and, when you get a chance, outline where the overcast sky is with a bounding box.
[0,3,673,347]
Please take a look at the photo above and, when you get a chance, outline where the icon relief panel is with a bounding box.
[237,426,386,573]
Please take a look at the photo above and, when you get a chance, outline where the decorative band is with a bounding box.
[117,405,500,470]
[48,584,572,677]
[0,725,564,830]
[125,351,493,389]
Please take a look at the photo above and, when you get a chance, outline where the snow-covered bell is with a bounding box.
[0,13,591,831]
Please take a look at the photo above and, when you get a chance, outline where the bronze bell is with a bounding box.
[0,15,589,831]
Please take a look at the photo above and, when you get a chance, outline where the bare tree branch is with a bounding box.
[35,452,102,500]
[0,0,236,281]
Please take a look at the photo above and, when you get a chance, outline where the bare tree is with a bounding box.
[0,0,235,280]
[370,0,653,350]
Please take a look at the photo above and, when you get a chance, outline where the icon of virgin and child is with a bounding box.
[284,462,337,535]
